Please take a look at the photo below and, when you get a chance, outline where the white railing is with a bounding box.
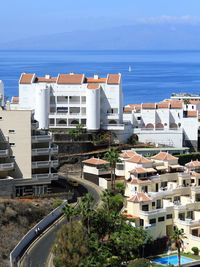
[32,173,58,180]
[139,208,166,216]
[176,219,200,226]
[32,135,52,142]
[32,146,58,156]
[189,234,200,241]
[32,160,58,169]
[0,149,9,157]
[0,162,14,171]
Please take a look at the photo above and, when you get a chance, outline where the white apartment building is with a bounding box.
[121,150,200,252]
[123,100,199,151]
[0,107,58,197]
[17,73,126,134]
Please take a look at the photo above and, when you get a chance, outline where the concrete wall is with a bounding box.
[0,110,32,178]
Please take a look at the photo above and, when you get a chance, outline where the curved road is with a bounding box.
[21,176,103,267]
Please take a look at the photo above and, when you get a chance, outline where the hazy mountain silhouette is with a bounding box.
[1,24,200,50]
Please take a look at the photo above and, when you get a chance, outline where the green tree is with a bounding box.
[128,258,150,267]
[104,148,119,190]
[78,193,94,235]
[171,228,186,267]
[63,203,77,224]
[53,221,88,267]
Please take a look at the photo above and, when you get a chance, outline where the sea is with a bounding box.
[1,50,200,104]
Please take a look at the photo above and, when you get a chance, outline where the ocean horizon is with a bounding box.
[1,49,200,104]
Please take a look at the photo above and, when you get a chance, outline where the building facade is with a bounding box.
[18,73,124,131]
[0,108,58,197]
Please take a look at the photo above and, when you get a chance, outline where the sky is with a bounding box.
[1,0,200,42]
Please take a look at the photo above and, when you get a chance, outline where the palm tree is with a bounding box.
[63,203,76,224]
[171,227,186,267]
[104,148,119,190]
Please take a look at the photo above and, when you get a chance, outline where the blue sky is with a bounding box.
[1,0,200,42]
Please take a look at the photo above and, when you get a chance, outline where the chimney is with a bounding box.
[94,75,99,80]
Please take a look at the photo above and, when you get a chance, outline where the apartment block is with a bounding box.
[123,100,199,151]
[122,150,200,252]
[17,73,125,133]
[0,108,58,197]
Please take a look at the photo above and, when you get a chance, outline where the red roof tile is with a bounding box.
[120,150,136,159]
[82,157,109,165]
[107,74,121,84]
[128,192,152,203]
[126,154,152,164]
[87,83,100,90]
[187,111,198,117]
[186,160,200,167]
[151,152,177,161]
[87,77,107,83]
[57,74,84,84]
[19,73,35,84]
[142,103,156,109]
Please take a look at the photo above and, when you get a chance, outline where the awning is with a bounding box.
[156,166,167,171]
[170,165,182,169]
[145,168,157,173]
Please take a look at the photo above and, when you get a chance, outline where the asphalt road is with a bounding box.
[21,177,102,267]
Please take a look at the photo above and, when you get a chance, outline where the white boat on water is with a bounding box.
[128,65,131,72]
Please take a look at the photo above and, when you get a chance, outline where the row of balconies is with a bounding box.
[32,173,58,180]
[32,134,52,143]
[0,162,14,171]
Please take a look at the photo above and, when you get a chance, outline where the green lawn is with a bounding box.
[181,252,200,260]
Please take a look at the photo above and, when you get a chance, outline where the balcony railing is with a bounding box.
[139,208,166,216]
[0,162,14,171]
[32,173,58,180]
[32,135,52,143]
[32,160,59,169]
[0,149,9,157]
[32,146,58,156]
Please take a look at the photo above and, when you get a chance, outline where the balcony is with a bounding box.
[101,124,125,131]
[32,160,59,169]
[32,145,58,156]
[139,208,166,216]
[32,134,52,143]
[0,162,14,171]
[0,149,9,157]
[32,173,58,180]
[31,121,39,129]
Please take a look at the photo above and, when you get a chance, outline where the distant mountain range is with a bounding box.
[1,24,200,50]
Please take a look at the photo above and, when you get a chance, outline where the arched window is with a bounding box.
[109,120,117,125]
[155,123,164,129]
[58,120,67,125]
[170,123,178,129]
[71,120,79,125]
[145,123,154,129]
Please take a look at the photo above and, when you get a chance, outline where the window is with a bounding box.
[142,205,149,211]
[158,216,165,222]
[192,105,194,109]
[140,219,144,226]
[152,202,155,207]
[137,116,141,120]
[9,130,15,133]
[149,218,156,225]
[0,116,2,120]
[10,143,15,146]
[166,214,173,219]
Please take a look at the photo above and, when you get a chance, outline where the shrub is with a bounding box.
[192,247,199,255]
[128,258,150,267]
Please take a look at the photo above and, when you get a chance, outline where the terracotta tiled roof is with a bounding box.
[19,73,35,84]
[186,160,200,167]
[87,83,100,90]
[128,192,152,203]
[170,100,183,109]
[35,77,57,83]
[107,74,121,84]
[120,150,136,159]
[186,111,198,117]
[151,152,177,161]
[157,102,170,109]
[188,100,200,104]
[142,103,156,109]
[129,167,147,174]
[124,104,141,113]
[130,178,151,184]
[122,213,140,219]
[126,154,152,164]
[87,77,107,83]
[57,74,84,84]
[82,157,109,165]
[11,96,19,104]
[191,171,200,178]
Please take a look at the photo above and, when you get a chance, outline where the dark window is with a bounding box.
[137,116,141,120]
[142,205,149,211]
[0,116,2,120]
[149,218,156,224]
[9,130,15,133]
[10,143,15,146]
[166,214,173,219]
[152,202,155,207]
[140,219,144,226]
[158,216,165,222]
